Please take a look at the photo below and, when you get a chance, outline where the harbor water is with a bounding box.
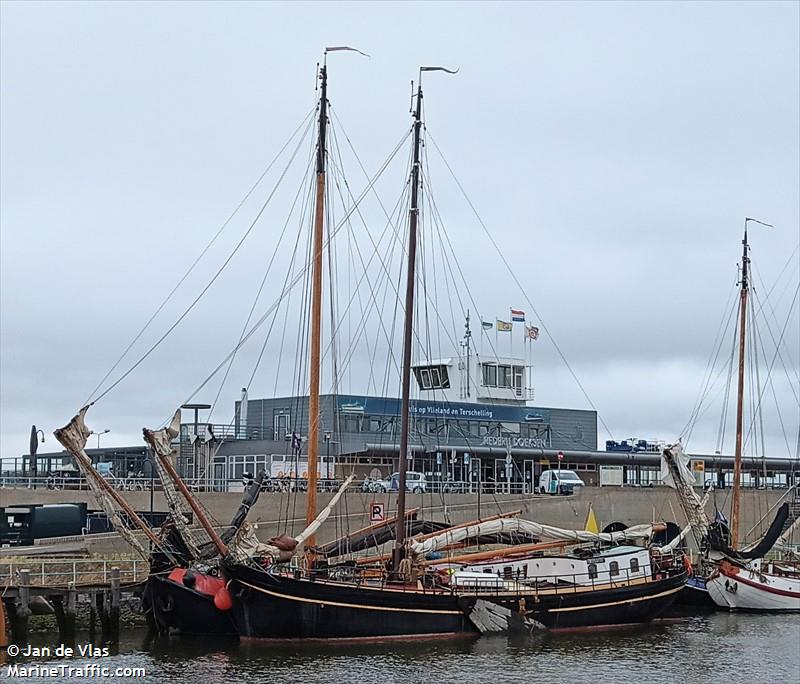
[4,613,798,683]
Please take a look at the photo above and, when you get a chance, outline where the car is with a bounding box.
[375,471,427,493]
[539,469,585,495]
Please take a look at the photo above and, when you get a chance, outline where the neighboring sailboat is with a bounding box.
[664,223,800,612]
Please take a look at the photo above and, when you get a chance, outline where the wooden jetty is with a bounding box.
[0,557,148,646]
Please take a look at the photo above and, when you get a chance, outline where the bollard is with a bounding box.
[110,567,120,644]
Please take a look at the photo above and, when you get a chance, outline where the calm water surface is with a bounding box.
[5,614,799,684]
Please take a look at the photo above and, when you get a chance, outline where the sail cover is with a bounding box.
[409,517,659,556]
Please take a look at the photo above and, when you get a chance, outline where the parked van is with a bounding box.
[539,469,585,495]
[375,471,427,493]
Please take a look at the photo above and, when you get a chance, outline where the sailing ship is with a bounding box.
[662,224,800,612]
[216,56,687,639]
[53,52,689,640]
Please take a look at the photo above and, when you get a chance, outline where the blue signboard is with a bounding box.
[336,394,551,425]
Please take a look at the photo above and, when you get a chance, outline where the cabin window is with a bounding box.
[513,366,524,395]
[482,363,497,387]
[483,568,492,574]
[414,365,450,390]
[610,561,620,577]
[504,566,513,580]
[630,558,640,573]
[420,368,432,389]
[588,563,598,580]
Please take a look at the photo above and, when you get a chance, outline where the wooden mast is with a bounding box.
[392,81,424,572]
[731,225,750,549]
[305,61,329,551]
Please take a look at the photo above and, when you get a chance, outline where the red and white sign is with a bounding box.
[557,451,564,461]
[370,502,385,522]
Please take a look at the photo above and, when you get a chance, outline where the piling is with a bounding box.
[11,569,31,645]
[110,567,121,643]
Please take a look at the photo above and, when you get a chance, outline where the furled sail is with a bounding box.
[55,407,155,559]
[143,410,205,559]
[233,475,355,562]
[661,443,710,539]
[409,517,660,556]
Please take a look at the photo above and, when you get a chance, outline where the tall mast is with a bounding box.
[731,225,750,549]
[305,61,328,548]
[392,81,424,571]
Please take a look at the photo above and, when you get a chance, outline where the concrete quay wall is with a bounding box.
[1,486,784,551]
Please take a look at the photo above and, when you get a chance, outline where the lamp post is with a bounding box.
[90,429,110,449]
[323,431,332,481]
[29,426,45,489]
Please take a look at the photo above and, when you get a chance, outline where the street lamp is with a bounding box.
[323,431,332,480]
[90,429,110,449]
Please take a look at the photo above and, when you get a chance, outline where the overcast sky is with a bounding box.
[1,1,798,465]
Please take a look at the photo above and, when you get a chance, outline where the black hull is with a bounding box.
[499,571,688,630]
[671,575,719,613]
[226,565,475,639]
[225,563,687,638]
[146,575,237,636]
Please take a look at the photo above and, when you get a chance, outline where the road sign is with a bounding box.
[370,502,385,522]
[557,451,564,461]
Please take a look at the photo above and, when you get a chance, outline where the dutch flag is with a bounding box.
[510,308,525,322]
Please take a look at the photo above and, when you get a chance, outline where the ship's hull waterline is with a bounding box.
[222,563,688,639]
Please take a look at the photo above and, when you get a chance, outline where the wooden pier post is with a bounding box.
[110,567,121,644]
[11,569,31,645]
[64,582,77,643]
[88,592,97,642]
[97,592,111,643]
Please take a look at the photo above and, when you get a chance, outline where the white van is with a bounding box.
[539,469,585,495]
[375,471,427,493]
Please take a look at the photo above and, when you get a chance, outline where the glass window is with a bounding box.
[630,558,639,573]
[497,365,511,388]
[420,368,432,389]
[430,368,441,388]
[439,365,451,389]
[513,366,524,395]
[588,563,598,580]
[479,422,490,436]
[482,364,497,387]
[610,561,620,577]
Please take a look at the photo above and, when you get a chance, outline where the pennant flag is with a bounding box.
[714,508,729,526]
[584,504,599,534]
[525,325,540,340]
[496,319,512,332]
[510,308,525,322]
[481,320,493,331]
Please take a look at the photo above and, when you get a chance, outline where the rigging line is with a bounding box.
[92,114,315,407]
[424,167,461,370]
[323,139,465,377]
[426,130,613,437]
[682,287,741,443]
[321,159,410,384]
[82,107,316,406]
[179,127,412,406]
[745,287,799,458]
[752,265,800,394]
[207,137,318,422]
[716,296,741,455]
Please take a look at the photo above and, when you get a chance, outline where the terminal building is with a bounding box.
[13,353,798,492]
